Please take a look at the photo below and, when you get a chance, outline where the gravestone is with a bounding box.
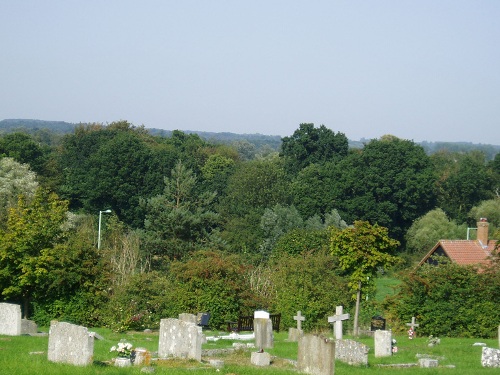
[47,321,94,366]
[254,317,273,349]
[0,303,22,336]
[289,311,305,342]
[298,334,335,375]
[328,306,349,340]
[21,319,38,335]
[481,347,500,368]
[419,358,439,368]
[158,318,203,361]
[374,330,392,357]
[178,313,197,324]
[370,316,386,331]
[406,317,419,338]
[335,339,369,366]
[251,351,271,366]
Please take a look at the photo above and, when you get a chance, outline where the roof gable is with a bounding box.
[419,240,497,268]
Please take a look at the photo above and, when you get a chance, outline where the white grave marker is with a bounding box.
[328,305,350,340]
[294,311,305,331]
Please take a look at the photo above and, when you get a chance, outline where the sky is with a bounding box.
[1,1,499,144]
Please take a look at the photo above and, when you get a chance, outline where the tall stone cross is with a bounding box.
[294,311,305,331]
[328,305,350,340]
[406,316,419,338]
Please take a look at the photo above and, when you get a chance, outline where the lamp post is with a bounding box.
[98,209,112,250]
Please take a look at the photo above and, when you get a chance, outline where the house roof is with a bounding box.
[418,239,498,268]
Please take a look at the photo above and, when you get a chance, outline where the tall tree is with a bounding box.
[0,158,39,228]
[0,188,69,317]
[280,123,348,174]
[330,220,400,335]
[142,160,220,264]
[331,136,436,243]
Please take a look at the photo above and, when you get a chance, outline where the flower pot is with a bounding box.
[115,357,132,367]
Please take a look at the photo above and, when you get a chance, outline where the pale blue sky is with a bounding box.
[1,1,499,143]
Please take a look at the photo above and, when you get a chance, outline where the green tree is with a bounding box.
[468,199,500,231]
[405,208,466,260]
[280,123,348,174]
[332,136,436,243]
[142,160,220,264]
[432,150,494,223]
[0,188,69,317]
[259,204,304,258]
[330,220,400,335]
[58,122,174,227]
[219,156,290,254]
[270,249,351,330]
[0,132,47,175]
[0,158,39,228]
[385,259,500,338]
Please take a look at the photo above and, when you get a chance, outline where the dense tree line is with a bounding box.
[0,121,499,337]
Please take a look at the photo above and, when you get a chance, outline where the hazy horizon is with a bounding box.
[1,2,499,144]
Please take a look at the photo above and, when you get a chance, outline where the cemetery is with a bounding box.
[1,303,499,374]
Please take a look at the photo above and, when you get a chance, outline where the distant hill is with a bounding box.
[0,119,77,133]
[1,119,498,159]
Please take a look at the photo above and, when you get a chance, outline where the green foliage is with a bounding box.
[0,132,47,175]
[259,204,304,258]
[0,188,69,316]
[469,199,500,230]
[332,137,436,243]
[272,228,329,258]
[142,160,221,263]
[432,150,494,223]
[405,208,466,259]
[330,220,401,297]
[101,271,172,332]
[280,123,348,175]
[0,157,39,228]
[384,259,500,338]
[168,250,259,329]
[270,249,351,331]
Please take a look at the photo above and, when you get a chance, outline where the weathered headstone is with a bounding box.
[335,339,369,366]
[289,311,305,342]
[251,351,271,366]
[298,334,335,375]
[158,318,203,361]
[21,319,38,335]
[0,303,22,336]
[254,318,273,349]
[406,317,419,338]
[374,330,392,357]
[47,321,94,366]
[482,347,500,368]
[178,313,197,324]
[328,306,350,340]
[134,347,151,366]
[419,358,438,368]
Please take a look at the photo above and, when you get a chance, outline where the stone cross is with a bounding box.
[406,316,419,330]
[328,305,350,340]
[294,311,305,331]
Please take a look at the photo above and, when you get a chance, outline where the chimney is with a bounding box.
[477,218,489,246]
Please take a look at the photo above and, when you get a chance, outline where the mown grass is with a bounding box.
[0,328,498,374]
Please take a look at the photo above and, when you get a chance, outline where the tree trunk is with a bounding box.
[353,281,361,336]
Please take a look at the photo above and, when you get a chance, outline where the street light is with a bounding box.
[97,209,112,250]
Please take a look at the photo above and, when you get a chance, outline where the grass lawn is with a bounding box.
[1,328,499,374]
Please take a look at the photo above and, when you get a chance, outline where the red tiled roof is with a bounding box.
[418,240,497,268]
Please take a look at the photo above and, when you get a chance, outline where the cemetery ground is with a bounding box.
[0,328,498,375]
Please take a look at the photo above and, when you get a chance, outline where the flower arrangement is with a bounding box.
[391,339,398,353]
[427,335,440,347]
[407,328,415,339]
[110,341,134,358]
